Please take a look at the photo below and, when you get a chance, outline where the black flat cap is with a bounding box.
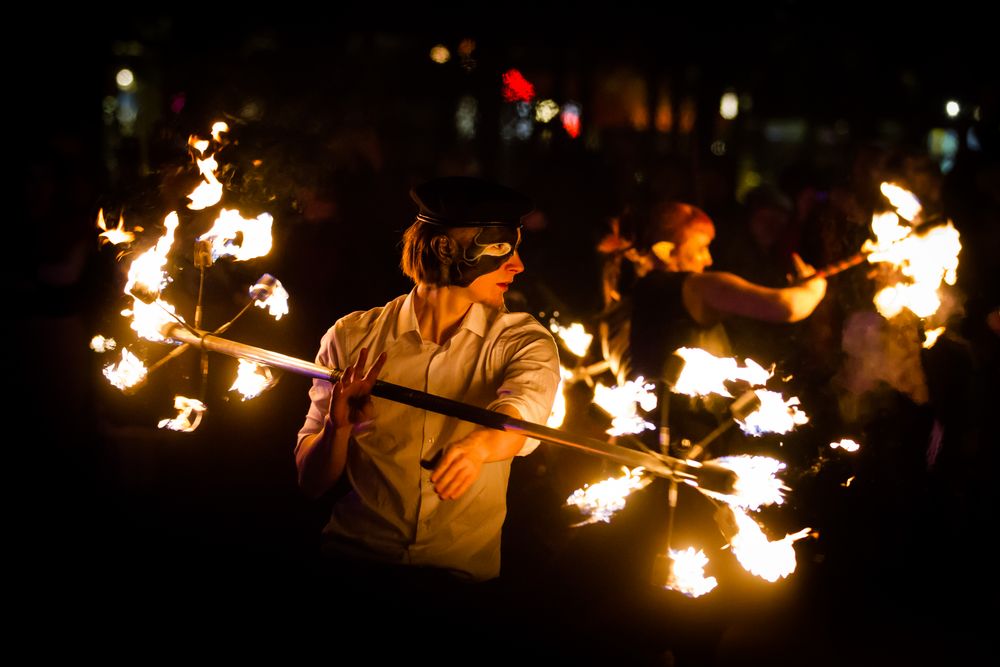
[410,176,533,227]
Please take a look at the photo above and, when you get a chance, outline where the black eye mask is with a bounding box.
[448,226,522,287]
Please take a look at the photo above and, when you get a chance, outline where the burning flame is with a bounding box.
[880,182,922,221]
[592,377,657,436]
[188,135,210,155]
[703,455,788,511]
[198,209,274,261]
[157,395,207,432]
[664,547,718,598]
[254,278,289,320]
[229,359,276,400]
[863,188,961,320]
[738,390,809,436]
[922,326,945,349]
[103,348,147,390]
[830,438,860,452]
[90,335,116,353]
[188,154,223,210]
[211,121,229,143]
[546,366,576,428]
[96,209,136,246]
[122,212,187,342]
[549,320,593,358]
[672,347,772,398]
[566,467,651,525]
[729,508,810,582]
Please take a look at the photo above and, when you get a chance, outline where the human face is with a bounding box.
[463,250,525,309]
[447,226,522,287]
[673,230,714,273]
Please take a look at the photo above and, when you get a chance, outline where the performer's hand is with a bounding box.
[430,437,487,501]
[789,253,826,292]
[328,347,387,434]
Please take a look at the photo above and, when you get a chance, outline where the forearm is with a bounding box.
[458,405,527,464]
[295,423,351,499]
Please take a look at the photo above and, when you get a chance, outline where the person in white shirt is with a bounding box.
[296,176,560,583]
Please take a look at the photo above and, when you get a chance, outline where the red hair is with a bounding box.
[644,201,715,248]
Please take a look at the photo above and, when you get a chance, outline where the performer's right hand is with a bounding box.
[327,347,387,434]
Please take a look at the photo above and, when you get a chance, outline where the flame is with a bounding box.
[830,438,860,452]
[842,476,855,487]
[566,467,651,525]
[103,348,147,390]
[672,347,772,398]
[738,390,809,436]
[863,209,961,319]
[198,209,273,261]
[546,365,576,428]
[664,547,718,598]
[702,455,788,511]
[90,335,117,353]
[188,135,210,155]
[880,182,922,221]
[211,121,229,143]
[229,359,276,400]
[549,320,593,358]
[96,209,136,246]
[729,509,810,582]
[188,154,223,210]
[157,395,207,432]
[592,377,657,436]
[254,278,289,320]
[922,326,945,349]
[121,212,187,342]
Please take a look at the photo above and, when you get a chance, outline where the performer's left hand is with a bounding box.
[430,437,487,501]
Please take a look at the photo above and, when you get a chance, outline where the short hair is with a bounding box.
[643,201,715,249]
[401,218,446,286]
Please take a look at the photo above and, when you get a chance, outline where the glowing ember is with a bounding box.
[188,154,223,210]
[157,395,207,432]
[738,390,809,436]
[672,347,772,398]
[830,438,861,452]
[729,508,810,582]
[96,209,135,246]
[546,366,576,428]
[198,209,274,261]
[880,182,922,221]
[230,359,276,400]
[703,455,788,510]
[549,319,593,358]
[664,547,718,598]
[90,335,116,353]
[593,377,657,436]
[103,348,147,391]
[922,326,945,349]
[254,277,289,320]
[566,467,650,525]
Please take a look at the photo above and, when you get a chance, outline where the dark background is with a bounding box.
[14,10,997,663]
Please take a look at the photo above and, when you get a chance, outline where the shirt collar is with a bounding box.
[397,287,490,341]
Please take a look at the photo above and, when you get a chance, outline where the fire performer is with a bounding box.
[295,176,560,587]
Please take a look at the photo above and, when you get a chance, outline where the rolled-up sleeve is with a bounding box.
[487,325,561,456]
[295,324,343,456]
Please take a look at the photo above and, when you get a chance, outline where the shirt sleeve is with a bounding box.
[295,323,344,456]
[487,323,561,456]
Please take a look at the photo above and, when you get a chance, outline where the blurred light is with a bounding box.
[655,88,673,133]
[115,68,135,90]
[102,95,117,115]
[764,118,807,143]
[502,68,535,103]
[535,99,560,123]
[967,126,981,152]
[719,91,738,120]
[739,93,753,112]
[834,119,850,136]
[973,106,981,121]
[945,100,960,118]
[710,140,726,156]
[430,44,450,64]
[240,100,262,120]
[679,97,696,134]
[170,93,186,114]
[927,128,959,174]
[456,95,478,140]
[515,118,533,140]
[458,38,475,57]
[561,102,581,139]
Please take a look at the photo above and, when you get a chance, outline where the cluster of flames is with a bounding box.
[95,122,286,431]
[865,182,961,347]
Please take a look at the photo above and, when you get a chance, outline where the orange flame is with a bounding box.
[672,347,772,398]
[830,438,860,452]
[702,455,788,510]
[592,377,657,436]
[254,277,289,320]
[664,547,718,598]
[729,508,810,582]
[157,395,207,432]
[566,467,650,525]
[549,320,593,358]
[102,348,147,390]
[546,365,576,428]
[198,209,274,261]
[96,209,136,246]
[229,359,277,400]
[738,390,809,436]
[90,335,117,353]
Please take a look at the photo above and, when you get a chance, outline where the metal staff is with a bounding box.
[164,324,737,494]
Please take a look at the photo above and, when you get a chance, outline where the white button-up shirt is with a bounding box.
[297,289,560,581]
